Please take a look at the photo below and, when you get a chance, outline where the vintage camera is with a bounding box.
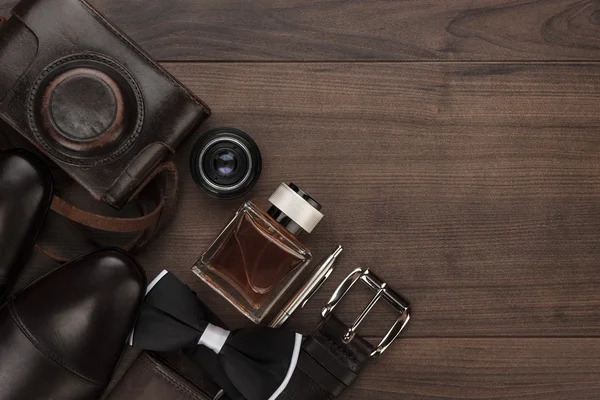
[0,1,211,210]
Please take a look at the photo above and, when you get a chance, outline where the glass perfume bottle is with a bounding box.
[193,183,324,323]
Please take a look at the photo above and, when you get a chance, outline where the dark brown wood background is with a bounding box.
[2,0,600,399]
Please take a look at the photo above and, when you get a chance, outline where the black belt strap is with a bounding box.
[277,315,373,400]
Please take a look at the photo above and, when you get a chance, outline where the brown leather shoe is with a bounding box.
[0,149,53,302]
[0,248,146,400]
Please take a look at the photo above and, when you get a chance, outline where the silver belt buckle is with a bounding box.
[321,268,411,358]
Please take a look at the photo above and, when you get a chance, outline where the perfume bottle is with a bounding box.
[193,183,324,323]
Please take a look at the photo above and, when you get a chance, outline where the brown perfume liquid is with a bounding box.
[207,210,305,307]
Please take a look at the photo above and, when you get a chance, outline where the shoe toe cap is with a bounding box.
[13,248,146,384]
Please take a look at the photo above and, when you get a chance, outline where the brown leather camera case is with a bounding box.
[0,0,211,210]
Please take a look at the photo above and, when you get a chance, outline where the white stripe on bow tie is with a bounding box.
[269,333,302,400]
[128,269,170,346]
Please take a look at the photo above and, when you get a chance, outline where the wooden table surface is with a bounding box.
[3,0,600,399]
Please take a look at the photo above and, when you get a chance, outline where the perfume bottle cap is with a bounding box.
[268,183,323,235]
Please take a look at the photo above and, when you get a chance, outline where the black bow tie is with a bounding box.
[129,271,302,400]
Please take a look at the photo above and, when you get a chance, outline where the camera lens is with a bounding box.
[190,128,262,199]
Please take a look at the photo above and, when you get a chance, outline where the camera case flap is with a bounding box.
[0,0,211,210]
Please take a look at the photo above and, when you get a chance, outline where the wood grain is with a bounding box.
[20,61,600,338]
[158,61,600,337]
[2,0,600,61]
[349,338,600,399]
[3,0,600,397]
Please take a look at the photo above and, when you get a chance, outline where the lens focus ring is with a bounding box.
[199,137,251,190]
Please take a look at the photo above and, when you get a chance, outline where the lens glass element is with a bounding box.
[214,150,238,177]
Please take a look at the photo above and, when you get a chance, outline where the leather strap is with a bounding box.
[277,315,373,400]
[50,194,162,233]
[0,132,179,261]
[128,160,179,252]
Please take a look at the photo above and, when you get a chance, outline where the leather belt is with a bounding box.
[277,268,411,399]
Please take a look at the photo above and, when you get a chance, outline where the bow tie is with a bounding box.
[129,270,302,400]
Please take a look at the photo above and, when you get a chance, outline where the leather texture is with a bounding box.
[0,149,53,302]
[277,315,373,400]
[0,0,211,210]
[108,353,218,400]
[0,248,146,400]
[33,159,180,262]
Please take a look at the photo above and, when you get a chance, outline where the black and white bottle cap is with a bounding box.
[268,183,324,233]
